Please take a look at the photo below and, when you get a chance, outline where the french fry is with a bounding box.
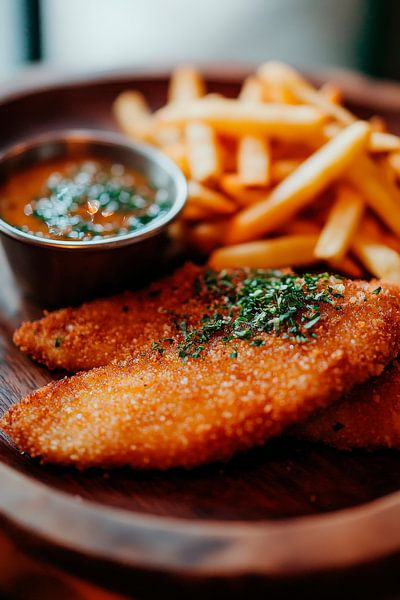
[209,234,318,270]
[270,159,302,183]
[257,61,354,125]
[369,115,387,132]
[187,180,236,215]
[189,221,228,254]
[168,66,205,103]
[237,136,271,186]
[388,151,400,175]
[314,185,364,260]
[352,232,400,282]
[160,65,205,146]
[361,213,400,253]
[153,127,181,147]
[329,256,363,278]
[346,155,400,236]
[239,76,264,103]
[112,91,154,141]
[156,98,327,140]
[323,123,397,153]
[185,121,221,183]
[114,63,400,281]
[280,218,320,235]
[279,215,364,276]
[219,174,269,206]
[368,131,400,153]
[181,203,210,222]
[162,142,190,176]
[320,82,343,105]
[323,122,342,139]
[226,121,371,244]
[237,77,271,186]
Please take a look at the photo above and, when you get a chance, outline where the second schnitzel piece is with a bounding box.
[295,361,400,449]
[3,271,400,469]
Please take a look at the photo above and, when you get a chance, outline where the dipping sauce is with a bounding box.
[0,158,171,241]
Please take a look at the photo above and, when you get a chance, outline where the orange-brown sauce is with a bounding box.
[0,157,170,241]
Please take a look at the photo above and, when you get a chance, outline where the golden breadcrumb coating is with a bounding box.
[295,361,400,449]
[13,263,203,371]
[3,278,400,469]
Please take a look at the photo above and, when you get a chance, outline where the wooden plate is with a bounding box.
[1,67,400,599]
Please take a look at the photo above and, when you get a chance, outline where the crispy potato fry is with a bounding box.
[237,79,271,186]
[280,218,320,235]
[279,217,363,277]
[153,127,181,147]
[237,136,271,186]
[388,151,400,175]
[187,180,236,215]
[323,122,342,139]
[368,132,400,153]
[346,155,400,237]
[329,256,363,278]
[112,91,154,141]
[226,121,370,244]
[377,155,397,185]
[168,66,205,103]
[115,64,400,282]
[352,231,400,283]
[162,141,190,176]
[156,98,327,139]
[270,159,302,183]
[239,76,264,103]
[209,234,318,270]
[314,185,364,260]
[185,121,221,183]
[219,174,268,206]
[257,61,354,125]
[361,213,400,254]
[189,221,228,253]
[320,82,343,105]
[369,115,387,132]
[324,123,399,154]
[181,202,211,222]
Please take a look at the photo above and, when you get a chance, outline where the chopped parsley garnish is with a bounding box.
[153,269,344,360]
[152,341,166,355]
[372,286,382,295]
[54,337,63,348]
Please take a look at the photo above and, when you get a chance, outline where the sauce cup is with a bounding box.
[0,130,187,307]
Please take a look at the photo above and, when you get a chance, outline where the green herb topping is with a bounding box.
[156,269,344,359]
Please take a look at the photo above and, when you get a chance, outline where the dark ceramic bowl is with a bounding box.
[0,129,187,307]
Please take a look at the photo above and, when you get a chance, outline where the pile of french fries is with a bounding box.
[113,62,400,281]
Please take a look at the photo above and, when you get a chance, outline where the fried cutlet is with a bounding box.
[295,361,400,449]
[13,263,204,371]
[3,274,400,469]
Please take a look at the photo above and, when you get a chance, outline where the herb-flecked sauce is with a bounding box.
[0,158,171,241]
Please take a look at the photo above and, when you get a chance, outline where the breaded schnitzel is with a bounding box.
[14,263,204,371]
[295,361,400,450]
[3,272,400,469]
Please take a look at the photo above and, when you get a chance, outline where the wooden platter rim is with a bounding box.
[2,62,400,114]
[2,456,400,577]
[2,65,400,577]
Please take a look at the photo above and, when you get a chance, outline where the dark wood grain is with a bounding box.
[1,67,400,598]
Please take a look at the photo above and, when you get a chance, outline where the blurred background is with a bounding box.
[1,0,400,82]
